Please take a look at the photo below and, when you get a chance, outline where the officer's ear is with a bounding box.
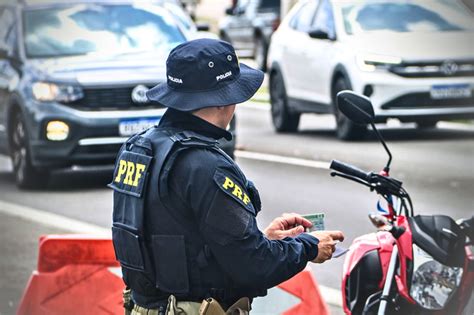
[217,105,236,110]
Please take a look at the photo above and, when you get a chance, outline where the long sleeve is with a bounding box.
[169,148,319,289]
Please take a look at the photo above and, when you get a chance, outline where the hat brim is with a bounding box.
[146,63,264,111]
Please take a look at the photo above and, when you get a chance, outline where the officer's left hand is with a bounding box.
[264,213,313,240]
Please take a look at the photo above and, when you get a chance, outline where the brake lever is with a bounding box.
[330,171,374,189]
[371,175,404,196]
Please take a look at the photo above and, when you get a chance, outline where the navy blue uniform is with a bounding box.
[110,108,319,309]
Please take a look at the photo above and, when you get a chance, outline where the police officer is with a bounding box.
[110,39,344,315]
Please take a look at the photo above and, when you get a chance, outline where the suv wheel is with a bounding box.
[270,71,300,132]
[9,111,49,189]
[254,36,267,72]
[333,78,367,140]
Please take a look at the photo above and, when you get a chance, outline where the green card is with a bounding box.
[302,213,325,232]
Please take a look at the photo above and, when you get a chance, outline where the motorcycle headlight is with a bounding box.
[410,244,463,310]
[32,82,83,103]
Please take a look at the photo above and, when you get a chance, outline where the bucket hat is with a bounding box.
[146,39,264,111]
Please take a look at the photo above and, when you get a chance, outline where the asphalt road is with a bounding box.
[0,102,473,313]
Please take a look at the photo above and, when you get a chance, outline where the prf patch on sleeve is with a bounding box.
[213,169,255,215]
[109,151,152,198]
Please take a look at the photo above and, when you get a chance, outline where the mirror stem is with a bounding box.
[370,123,392,172]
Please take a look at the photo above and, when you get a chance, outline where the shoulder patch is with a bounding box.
[108,151,152,198]
[213,169,255,215]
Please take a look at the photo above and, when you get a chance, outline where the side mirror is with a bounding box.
[225,7,234,15]
[196,22,210,32]
[338,91,394,172]
[308,29,330,40]
[336,91,375,125]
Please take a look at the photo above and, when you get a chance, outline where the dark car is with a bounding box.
[0,0,236,188]
[219,0,281,71]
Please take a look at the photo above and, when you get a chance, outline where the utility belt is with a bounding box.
[123,288,251,315]
[131,285,264,308]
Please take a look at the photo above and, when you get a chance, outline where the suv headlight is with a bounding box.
[410,244,463,310]
[32,82,83,103]
[356,54,402,72]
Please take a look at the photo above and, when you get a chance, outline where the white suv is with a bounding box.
[267,0,474,140]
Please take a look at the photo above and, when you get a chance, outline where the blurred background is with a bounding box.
[0,0,473,314]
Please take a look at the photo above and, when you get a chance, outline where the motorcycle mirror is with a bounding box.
[368,213,392,231]
[336,91,375,125]
[337,91,393,172]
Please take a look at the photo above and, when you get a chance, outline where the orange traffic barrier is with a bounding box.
[18,235,331,315]
[17,235,123,315]
[278,269,330,315]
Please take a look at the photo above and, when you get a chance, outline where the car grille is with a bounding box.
[65,86,165,110]
[381,92,474,109]
[73,143,123,155]
[390,60,474,78]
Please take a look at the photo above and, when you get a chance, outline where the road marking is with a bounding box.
[241,101,474,132]
[0,198,343,307]
[236,150,330,170]
[438,121,474,131]
[315,284,342,308]
[241,101,270,111]
[0,199,110,236]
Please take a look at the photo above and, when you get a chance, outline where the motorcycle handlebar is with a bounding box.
[330,160,371,182]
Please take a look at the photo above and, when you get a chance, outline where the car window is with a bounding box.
[311,0,336,39]
[0,7,16,54]
[23,4,186,58]
[341,0,474,34]
[290,1,319,33]
[258,0,280,12]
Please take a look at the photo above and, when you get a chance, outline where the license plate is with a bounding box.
[119,117,161,136]
[430,84,472,100]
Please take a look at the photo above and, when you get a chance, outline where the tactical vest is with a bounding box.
[109,126,262,305]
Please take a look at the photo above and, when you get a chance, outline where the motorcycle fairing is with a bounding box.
[342,232,394,314]
[394,216,416,305]
[451,245,474,315]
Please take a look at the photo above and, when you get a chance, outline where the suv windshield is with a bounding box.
[24,4,186,58]
[341,0,474,35]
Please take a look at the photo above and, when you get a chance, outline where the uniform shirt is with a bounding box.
[156,108,320,299]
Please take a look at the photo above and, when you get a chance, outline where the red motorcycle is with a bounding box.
[330,91,474,315]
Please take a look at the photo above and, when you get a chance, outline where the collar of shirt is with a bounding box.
[159,108,233,141]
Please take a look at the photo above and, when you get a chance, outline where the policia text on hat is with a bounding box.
[110,39,345,315]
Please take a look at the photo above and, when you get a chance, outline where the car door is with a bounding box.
[303,0,338,106]
[282,1,319,100]
[0,6,18,153]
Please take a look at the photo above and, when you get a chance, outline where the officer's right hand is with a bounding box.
[264,213,313,240]
[310,230,345,264]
